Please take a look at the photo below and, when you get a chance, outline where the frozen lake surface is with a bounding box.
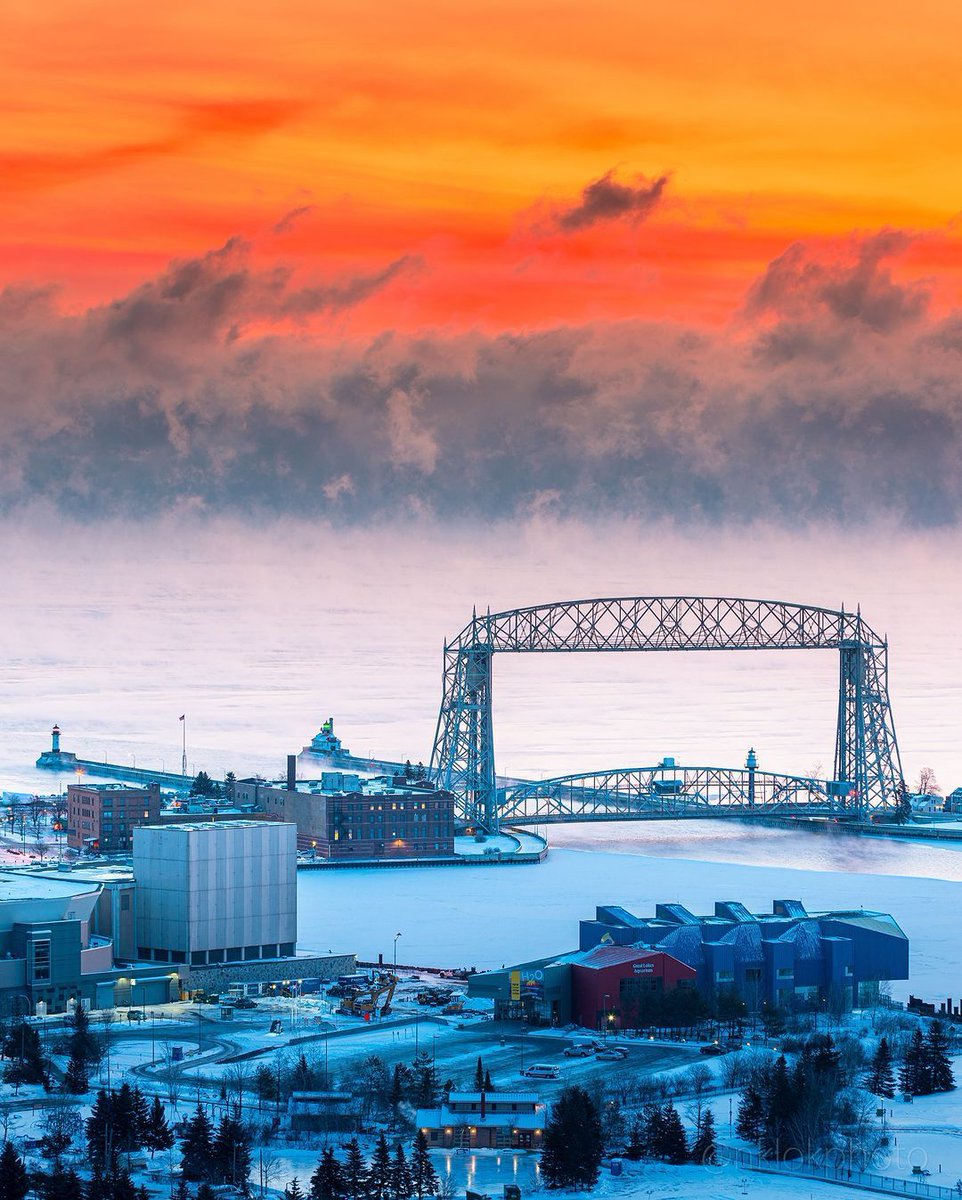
[297,820,962,1002]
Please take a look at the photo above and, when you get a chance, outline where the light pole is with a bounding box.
[393,932,402,975]
[603,995,610,1045]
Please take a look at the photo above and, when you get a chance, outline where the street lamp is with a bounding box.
[393,932,402,975]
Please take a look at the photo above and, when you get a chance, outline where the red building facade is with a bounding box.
[570,945,697,1029]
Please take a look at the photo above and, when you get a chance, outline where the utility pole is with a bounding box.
[180,714,187,777]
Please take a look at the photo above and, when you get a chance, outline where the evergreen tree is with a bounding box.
[129,1086,151,1150]
[736,1079,765,1142]
[180,1103,215,1182]
[0,1141,30,1200]
[539,1085,604,1189]
[483,1069,493,1091]
[66,1002,101,1070]
[654,1103,687,1164]
[109,1170,137,1200]
[41,1165,84,1200]
[390,1063,406,1108]
[112,1083,138,1154]
[293,1053,315,1091]
[899,1028,927,1096]
[310,1148,346,1200]
[761,1056,795,1160]
[925,1023,956,1094]
[2,1018,49,1086]
[691,1109,717,1166]
[866,1037,896,1098]
[343,1138,369,1200]
[390,1143,413,1200]
[412,1062,440,1108]
[86,1089,116,1170]
[368,1133,393,1200]
[253,1064,279,1105]
[63,1050,88,1094]
[473,1057,485,1090]
[410,1131,439,1200]
[623,1117,643,1161]
[285,1181,305,1200]
[212,1107,252,1187]
[144,1096,174,1155]
[85,1165,113,1200]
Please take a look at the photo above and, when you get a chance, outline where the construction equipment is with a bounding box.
[339,972,397,1019]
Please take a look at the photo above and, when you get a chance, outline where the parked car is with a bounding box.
[564,1045,593,1058]
[233,997,257,1009]
[699,1043,726,1056]
[596,1046,628,1060]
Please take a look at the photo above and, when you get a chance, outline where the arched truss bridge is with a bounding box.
[429,596,904,828]
[498,763,835,825]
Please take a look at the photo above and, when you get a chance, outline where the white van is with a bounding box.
[521,1063,561,1079]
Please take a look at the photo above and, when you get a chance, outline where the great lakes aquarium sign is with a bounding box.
[510,968,545,999]
[632,961,655,975]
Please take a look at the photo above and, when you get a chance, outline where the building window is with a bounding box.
[33,940,51,983]
[207,949,224,964]
[171,950,186,964]
[120,894,131,911]
[777,967,794,978]
[280,942,294,957]
[245,946,259,961]
[137,947,151,960]
[226,947,243,962]
[190,951,206,966]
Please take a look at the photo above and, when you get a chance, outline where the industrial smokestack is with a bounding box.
[287,755,297,791]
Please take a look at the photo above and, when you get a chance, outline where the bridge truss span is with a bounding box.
[498,764,835,825]
[430,595,904,827]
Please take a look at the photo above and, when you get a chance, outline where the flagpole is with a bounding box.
[180,715,187,777]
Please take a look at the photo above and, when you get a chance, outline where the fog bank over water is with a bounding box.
[1,514,959,793]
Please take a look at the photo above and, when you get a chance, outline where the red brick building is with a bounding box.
[67,784,161,853]
[232,775,456,859]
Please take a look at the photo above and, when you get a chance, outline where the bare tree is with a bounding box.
[224,1060,251,1116]
[916,766,941,796]
[99,1009,116,1088]
[33,837,50,863]
[29,796,48,842]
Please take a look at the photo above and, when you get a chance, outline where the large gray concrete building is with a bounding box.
[132,821,297,968]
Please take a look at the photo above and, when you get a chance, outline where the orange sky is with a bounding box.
[3,0,962,331]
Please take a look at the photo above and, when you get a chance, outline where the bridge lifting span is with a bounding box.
[429,596,904,828]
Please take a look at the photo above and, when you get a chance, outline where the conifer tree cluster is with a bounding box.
[179,1103,252,1187]
[2,1018,51,1087]
[736,1034,844,1161]
[622,1101,716,1166]
[898,1024,955,1097]
[86,1084,174,1171]
[306,1131,439,1200]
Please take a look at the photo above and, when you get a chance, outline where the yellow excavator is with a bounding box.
[339,972,397,1019]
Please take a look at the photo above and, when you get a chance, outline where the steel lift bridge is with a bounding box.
[429,597,905,830]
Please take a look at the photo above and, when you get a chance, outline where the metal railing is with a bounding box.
[718,1145,960,1198]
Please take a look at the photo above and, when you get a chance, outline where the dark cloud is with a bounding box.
[2,231,961,528]
[554,170,668,232]
[746,231,929,334]
[272,205,316,235]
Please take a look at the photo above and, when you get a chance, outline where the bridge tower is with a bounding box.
[430,597,904,828]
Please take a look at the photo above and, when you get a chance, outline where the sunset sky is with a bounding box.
[3,0,962,524]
